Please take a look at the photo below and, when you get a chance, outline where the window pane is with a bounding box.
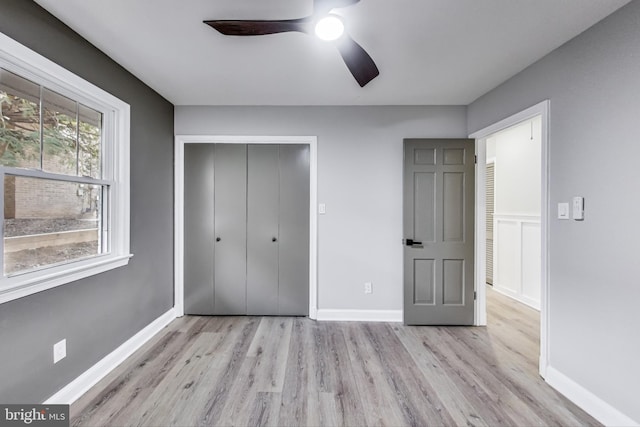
[78,103,102,178]
[4,176,106,276]
[0,68,41,169]
[43,88,78,175]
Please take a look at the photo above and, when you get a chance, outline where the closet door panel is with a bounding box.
[247,144,280,315]
[213,144,248,314]
[183,144,215,315]
[278,144,310,315]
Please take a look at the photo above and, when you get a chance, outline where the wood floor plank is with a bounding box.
[70,289,601,427]
[393,325,489,427]
[216,318,293,425]
[215,350,260,425]
[319,322,368,427]
[71,326,196,426]
[448,326,594,427]
[342,323,408,426]
[412,325,532,426]
[362,323,458,427]
[246,317,293,392]
[317,391,340,427]
[246,392,281,427]
[131,332,228,427]
[194,316,261,426]
[278,318,314,427]
[420,325,549,426]
[444,327,552,426]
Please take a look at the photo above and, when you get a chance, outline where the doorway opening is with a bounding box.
[485,117,542,308]
[471,100,549,378]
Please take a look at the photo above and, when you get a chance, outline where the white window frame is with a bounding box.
[0,32,131,304]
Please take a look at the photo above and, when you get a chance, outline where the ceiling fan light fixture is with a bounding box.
[205,0,380,87]
[314,15,344,41]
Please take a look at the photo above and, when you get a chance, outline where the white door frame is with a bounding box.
[174,135,319,319]
[469,100,550,378]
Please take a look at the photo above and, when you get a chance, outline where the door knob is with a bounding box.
[216,237,221,242]
[272,237,277,242]
[405,238,422,246]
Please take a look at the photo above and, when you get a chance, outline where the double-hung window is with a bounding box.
[0,33,131,303]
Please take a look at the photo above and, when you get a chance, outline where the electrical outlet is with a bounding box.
[364,282,372,294]
[53,339,66,364]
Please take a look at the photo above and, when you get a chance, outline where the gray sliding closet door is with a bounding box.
[184,144,247,315]
[278,145,310,315]
[213,144,247,314]
[184,144,215,315]
[246,144,310,315]
[247,145,280,315]
[185,143,309,316]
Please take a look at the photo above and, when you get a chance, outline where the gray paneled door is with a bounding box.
[403,139,475,325]
[184,143,309,316]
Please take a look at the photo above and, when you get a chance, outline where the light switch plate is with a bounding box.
[319,203,326,214]
[558,202,570,220]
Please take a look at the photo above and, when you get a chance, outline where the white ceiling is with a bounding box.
[34,0,631,106]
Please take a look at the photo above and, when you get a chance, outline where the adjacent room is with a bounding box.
[1,0,638,426]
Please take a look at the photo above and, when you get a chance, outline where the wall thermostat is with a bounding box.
[572,196,584,221]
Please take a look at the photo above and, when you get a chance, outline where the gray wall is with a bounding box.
[468,1,640,422]
[0,0,174,403]
[175,106,467,312]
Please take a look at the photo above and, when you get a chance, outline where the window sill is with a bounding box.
[0,253,133,305]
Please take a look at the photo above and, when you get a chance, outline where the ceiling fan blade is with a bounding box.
[204,18,310,36]
[335,35,379,87]
[314,0,360,15]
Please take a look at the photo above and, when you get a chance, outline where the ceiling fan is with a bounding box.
[204,0,379,87]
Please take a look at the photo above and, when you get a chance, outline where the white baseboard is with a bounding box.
[316,309,402,322]
[546,366,638,427]
[44,308,177,405]
[492,285,541,311]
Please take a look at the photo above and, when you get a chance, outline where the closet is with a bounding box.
[183,143,309,316]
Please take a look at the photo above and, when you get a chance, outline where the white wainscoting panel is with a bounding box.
[493,214,541,310]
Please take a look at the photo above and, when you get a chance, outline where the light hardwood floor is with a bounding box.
[71,287,599,426]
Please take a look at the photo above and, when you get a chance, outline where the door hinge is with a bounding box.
[474,155,477,164]
[474,291,477,300]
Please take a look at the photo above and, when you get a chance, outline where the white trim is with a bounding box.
[174,135,318,319]
[316,309,402,322]
[0,32,127,110]
[491,286,540,311]
[469,101,548,139]
[474,139,488,326]
[44,308,176,405]
[470,100,550,378]
[492,213,541,221]
[174,140,185,317]
[308,140,318,319]
[0,31,132,305]
[0,255,131,304]
[0,167,112,185]
[546,366,639,427]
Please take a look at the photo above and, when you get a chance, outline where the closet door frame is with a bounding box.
[174,135,318,319]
